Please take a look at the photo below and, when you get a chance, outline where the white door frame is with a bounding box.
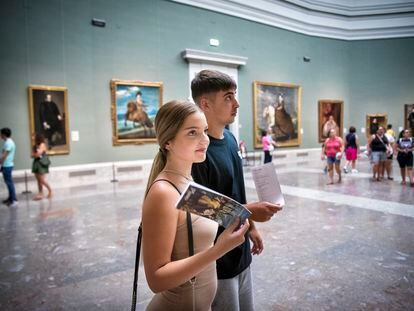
[182,49,248,142]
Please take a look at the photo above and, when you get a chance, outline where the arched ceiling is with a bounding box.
[170,0,414,40]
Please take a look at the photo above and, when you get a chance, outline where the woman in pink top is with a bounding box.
[261,127,277,164]
[321,128,344,184]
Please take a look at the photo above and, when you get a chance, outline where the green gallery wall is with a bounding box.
[1,0,413,170]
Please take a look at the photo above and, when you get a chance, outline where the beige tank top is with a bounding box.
[146,181,218,311]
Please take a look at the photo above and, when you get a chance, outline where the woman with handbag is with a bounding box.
[368,126,390,181]
[140,101,249,310]
[31,134,52,200]
[396,129,414,186]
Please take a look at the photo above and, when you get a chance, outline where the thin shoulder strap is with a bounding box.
[131,179,194,311]
[152,178,182,194]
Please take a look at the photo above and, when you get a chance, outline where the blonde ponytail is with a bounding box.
[145,150,166,196]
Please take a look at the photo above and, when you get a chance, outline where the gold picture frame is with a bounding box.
[366,113,388,138]
[404,104,414,135]
[318,99,344,143]
[111,79,163,145]
[253,81,301,148]
[28,85,70,155]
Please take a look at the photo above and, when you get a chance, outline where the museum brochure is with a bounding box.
[176,182,252,228]
[251,162,285,206]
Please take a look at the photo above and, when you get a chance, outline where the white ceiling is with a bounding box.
[170,0,414,40]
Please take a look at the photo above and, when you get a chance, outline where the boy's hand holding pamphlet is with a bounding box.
[176,181,252,227]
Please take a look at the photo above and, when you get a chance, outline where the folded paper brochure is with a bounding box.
[176,181,251,228]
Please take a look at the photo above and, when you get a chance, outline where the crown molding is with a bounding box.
[284,0,414,16]
[170,0,414,40]
[181,49,248,67]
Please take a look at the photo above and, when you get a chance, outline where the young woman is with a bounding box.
[396,129,414,186]
[322,128,344,184]
[142,100,249,310]
[31,134,52,200]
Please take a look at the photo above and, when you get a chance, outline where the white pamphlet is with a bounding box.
[251,162,285,206]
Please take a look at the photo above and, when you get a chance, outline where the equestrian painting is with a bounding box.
[111,79,163,145]
[253,81,302,148]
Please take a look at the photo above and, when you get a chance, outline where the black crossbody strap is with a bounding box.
[131,223,142,311]
[131,179,195,310]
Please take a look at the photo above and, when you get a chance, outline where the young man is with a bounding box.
[191,70,282,311]
[1,128,18,207]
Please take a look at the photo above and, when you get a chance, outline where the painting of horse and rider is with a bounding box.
[253,81,302,148]
[111,79,163,145]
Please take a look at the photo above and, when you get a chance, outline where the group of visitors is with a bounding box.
[1,128,52,207]
[320,123,413,187]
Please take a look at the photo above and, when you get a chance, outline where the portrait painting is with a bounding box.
[111,79,163,145]
[404,104,414,135]
[366,113,388,138]
[28,85,70,155]
[253,81,302,148]
[318,100,343,142]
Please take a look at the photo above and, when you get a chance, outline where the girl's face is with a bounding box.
[166,112,209,164]
[329,129,336,138]
[404,130,410,138]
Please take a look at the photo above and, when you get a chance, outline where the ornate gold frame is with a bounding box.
[404,104,414,133]
[253,81,302,148]
[28,85,70,155]
[111,79,163,145]
[365,113,388,138]
[318,99,344,143]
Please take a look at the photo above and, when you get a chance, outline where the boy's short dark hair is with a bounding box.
[387,124,392,129]
[0,128,11,137]
[191,70,237,104]
[349,126,356,133]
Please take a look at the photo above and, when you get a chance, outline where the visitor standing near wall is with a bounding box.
[191,70,283,311]
[261,127,276,164]
[31,134,52,200]
[396,129,414,186]
[0,128,18,207]
[384,129,395,180]
[368,126,390,181]
[141,100,249,310]
[322,128,344,185]
[343,126,359,174]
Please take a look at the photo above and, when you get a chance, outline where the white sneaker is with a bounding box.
[351,169,358,173]
[343,166,348,173]
[9,201,18,207]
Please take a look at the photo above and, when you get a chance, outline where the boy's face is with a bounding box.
[204,88,239,126]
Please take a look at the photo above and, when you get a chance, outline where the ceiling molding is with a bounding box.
[283,0,414,16]
[170,0,414,40]
[181,49,248,67]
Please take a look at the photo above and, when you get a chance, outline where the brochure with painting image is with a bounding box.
[176,181,252,228]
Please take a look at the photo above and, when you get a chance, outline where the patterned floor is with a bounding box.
[0,158,413,310]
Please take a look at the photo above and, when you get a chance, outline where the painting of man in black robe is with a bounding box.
[29,87,69,155]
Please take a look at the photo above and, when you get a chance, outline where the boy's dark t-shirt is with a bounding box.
[192,129,252,279]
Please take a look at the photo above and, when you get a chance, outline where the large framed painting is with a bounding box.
[111,79,163,145]
[318,99,343,142]
[366,113,388,138]
[253,81,302,148]
[404,104,414,134]
[28,85,70,155]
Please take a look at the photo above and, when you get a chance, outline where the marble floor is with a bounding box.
[0,158,413,310]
